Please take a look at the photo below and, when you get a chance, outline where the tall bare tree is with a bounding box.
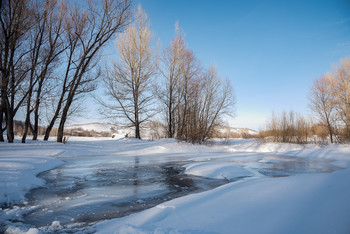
[158,23,186,138]
[42,0,132,142]
[176,50,200,140]
[30,0,66,141]
[101,6,158,139]
[308,74,336,143]
[0,0,33,143]
[332,58,350,141]
[21,0,66,143]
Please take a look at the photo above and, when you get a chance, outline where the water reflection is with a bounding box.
[133,156,139,194]
[254,155,338,177]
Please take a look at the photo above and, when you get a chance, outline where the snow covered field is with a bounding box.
[1,137,350,233]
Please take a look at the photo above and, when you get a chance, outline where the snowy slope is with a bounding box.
[64,122,159,139]
[65,122,258,139]
[65,122,119,133]
[96,168,350,234]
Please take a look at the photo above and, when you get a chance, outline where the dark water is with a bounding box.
[5,154,340,233]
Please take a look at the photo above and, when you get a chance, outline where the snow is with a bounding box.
[96,168,350,234]
[0,152,63,205]
[1,137,350,233]
[224,139,350,168]
[218,127,259,135]
[184,162,253,180]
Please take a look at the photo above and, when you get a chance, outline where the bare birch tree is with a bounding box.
[101,6,158,139]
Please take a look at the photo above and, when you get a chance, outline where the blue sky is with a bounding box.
[128,0,350,130]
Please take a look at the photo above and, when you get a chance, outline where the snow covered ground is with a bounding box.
[1,137,350,233]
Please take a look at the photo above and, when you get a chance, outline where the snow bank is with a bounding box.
[0,149,63,205]
[225,139,304,153]
[225,140,350,168]
[65,122,118,133]
[184,162,253,180]
[95,168,350,234]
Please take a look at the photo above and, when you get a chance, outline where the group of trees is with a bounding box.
[262,57,350,144]
[261,111,315,144]
[308,57,350,143]
[100,7,236,143]
[1,2,235,144]
[1,0,132,143]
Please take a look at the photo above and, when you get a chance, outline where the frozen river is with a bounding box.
[13,153,340,232]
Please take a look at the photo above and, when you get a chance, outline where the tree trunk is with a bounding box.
[6,110,14,143]
[44,88,66,141]
[22,80,34,143]
[329,127,334,143]
[44,117,57,141]
[56,105,69,143]
[326,117,334,143]
[135,122,141,139]
[57,91,76,143]
[0,108,4,142]
[2,94,15,143]
[168,103,173,138]
[57,120,65,143]
[22,116,30,143]
[134,107,141,139]
[32,78,44,140]
[32,109,39,141]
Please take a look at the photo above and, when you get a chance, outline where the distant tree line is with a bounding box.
[260,111,316,144]
[99,6,236,143]
[1,0,132,143]
[261,57,350,144]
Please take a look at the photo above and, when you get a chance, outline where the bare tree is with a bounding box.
[176,49,200,139]
[308,74,336,143]
[101,6,158,139]
[42,0,132,142]
[197,66,235,142]
[158,23,186,138]
[0,0,34,143]
[30,0,66,141]
[21,0,66,143]
[179,66,235,143]
[332,58,350,141]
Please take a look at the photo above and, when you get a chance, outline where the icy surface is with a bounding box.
[184,161,253,180]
